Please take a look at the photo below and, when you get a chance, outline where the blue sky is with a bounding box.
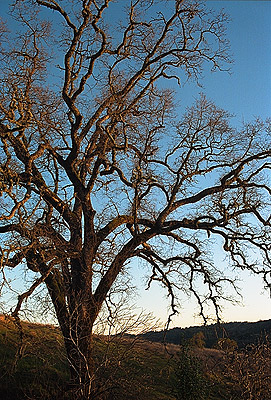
[208,1,271,123]
[175,1,271,123]
[133,0,271,328]
[0,1,271,328]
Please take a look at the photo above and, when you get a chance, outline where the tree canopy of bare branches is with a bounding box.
[0,0,270,398]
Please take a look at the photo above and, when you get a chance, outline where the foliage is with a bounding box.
[174,343,209,400]
[190,331,205,348]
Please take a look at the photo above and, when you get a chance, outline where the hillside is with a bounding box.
[0,315,178,399]
[0,315,271,399]
[139,319,271,348]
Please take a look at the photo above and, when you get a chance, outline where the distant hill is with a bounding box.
[138,319,271,349]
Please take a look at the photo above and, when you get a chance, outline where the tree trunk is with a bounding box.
[63,317,98,400]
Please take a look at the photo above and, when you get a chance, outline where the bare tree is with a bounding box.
[0,0,270,398]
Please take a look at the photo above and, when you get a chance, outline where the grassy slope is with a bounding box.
[2,315,268,400]
[0,315,68,400]
[0,316,178,399]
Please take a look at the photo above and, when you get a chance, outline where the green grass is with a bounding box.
[1,315,263,400]
[0,316,68,399]
[0,316,180,399]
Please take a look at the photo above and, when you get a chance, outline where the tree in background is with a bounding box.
[0,0,270,398]
[190,331,205,349]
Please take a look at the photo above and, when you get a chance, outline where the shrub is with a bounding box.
[174,344,209,400]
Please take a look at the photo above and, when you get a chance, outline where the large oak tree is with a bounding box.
[0,0,270,398]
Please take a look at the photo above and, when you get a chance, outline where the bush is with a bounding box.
[190,331,205,349]
[215,338,238,351]
[174,344,209,400]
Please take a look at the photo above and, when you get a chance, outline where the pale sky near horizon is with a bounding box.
[0,1,271,329]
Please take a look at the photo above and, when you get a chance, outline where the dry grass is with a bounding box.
[1,315,271,399]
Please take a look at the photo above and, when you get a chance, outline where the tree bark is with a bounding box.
[46,271,99,399]
[63,314,97,399]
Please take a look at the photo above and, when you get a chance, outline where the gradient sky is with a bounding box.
[132,0,271,328]
[0,1,270,328]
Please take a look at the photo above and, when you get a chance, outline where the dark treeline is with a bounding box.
[137,319,271,349]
